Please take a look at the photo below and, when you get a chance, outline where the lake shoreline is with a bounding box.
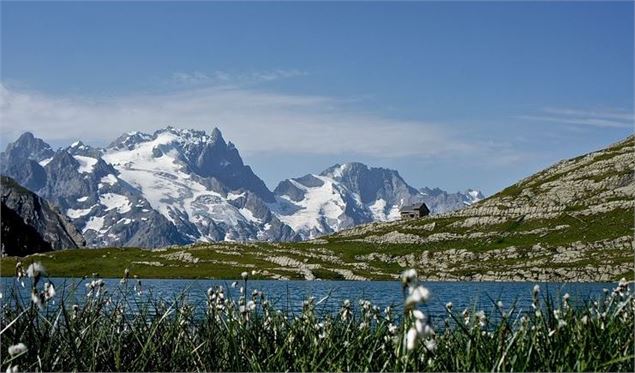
[0,273,622,283]
[1,245,630,283]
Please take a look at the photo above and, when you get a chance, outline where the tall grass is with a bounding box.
[1,265,633,372]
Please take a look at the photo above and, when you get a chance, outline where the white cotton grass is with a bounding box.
[3,265,633,371]
[401,269,418,287]
[401,268,435,353]
[424,338,437,352]
[26,262,47,285]
[44,282,56,300]
[412,309,425,321]
[475,310,487,328]
[405,327,418,351]
[8,343,27,357]
[405,285,430,308]
[339,299,353,320]
[120,268,130,284]
[240,300,256,314]
[31,289,44,309]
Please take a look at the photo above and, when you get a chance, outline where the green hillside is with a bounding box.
[2,136,633,281]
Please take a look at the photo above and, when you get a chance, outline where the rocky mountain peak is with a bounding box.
[320,162,418,205]
[465,189,485,201]
[1,131,54,162]
[210,127,224,143]
[107,131,153,150]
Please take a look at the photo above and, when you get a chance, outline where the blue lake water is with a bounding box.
[1,277,617,322]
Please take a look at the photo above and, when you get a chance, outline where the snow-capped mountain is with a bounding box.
[1,128,295,247]
[0,128,484,247]
[418,187,485,214]
[273,162,437,239]
[101,127,293,243]
[272,162,486,239]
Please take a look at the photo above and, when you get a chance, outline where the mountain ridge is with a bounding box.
[1,176,85,256]
[0,135,631,282]
[0,127,482,247]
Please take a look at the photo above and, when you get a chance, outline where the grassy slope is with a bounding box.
[1,137,633,281]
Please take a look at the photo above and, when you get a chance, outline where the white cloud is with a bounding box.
[517,107,634,129]
[0,83,479,159]
[170,69,308,87]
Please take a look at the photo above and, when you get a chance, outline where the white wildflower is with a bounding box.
[384,305,393,320]
[412,309,426,320]
[44,282,56,300]
[581,315,589,325]
[445,302,453,311]
[6,365,18,373]
[405,327,418,351]
[475,310,487,327]
[8,343,27,357]
[405,286,430,308]
[401,269,417,286]
[415,319,424,334]
[424,338,436,353]
[231,281,238,288]
[496,300,504,309]
[423,324,435,337]
[532,284,540,297]
[30,289,43,309]
[26,262,46,284]
[241,271,249,280]
[15,261,25,279]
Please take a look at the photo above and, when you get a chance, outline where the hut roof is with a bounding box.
[399,202,428,212]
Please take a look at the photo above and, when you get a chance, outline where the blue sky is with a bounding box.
[1,1,633,194]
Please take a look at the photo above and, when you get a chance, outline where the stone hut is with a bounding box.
[399,202,430,219]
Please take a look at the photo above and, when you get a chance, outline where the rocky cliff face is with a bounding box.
[1,176,85,256]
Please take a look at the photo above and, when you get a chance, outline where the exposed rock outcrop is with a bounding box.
[1,176,85,256]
